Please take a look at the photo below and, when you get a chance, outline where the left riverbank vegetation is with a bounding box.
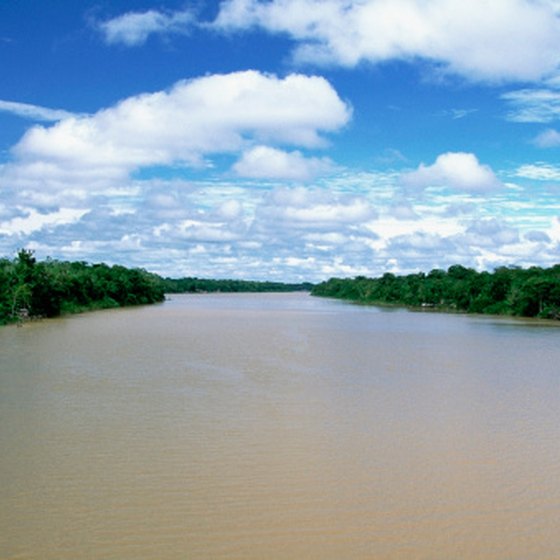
[0,250,313,325]
[311,264,560,319]
[0,250,166,325]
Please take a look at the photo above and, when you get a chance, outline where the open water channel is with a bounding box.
[1,293,560,559]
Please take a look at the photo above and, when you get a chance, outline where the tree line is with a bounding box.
[0,250,165,325]
[311,264,560,319]
[0,250,313,325]
[3,250,559,324]
[160,277,313,294]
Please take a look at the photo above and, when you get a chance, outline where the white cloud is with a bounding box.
[364,211,549,275]
[213,0,560,82]
[367,212,463,245]
[402,152,502,192]
[533,128,560,147]
[233,145,333,180]
[282,199,372,223]
[217,199,244,219]
[176,220,243,242]
[515,163,560,180]
[448,109,478,120]
[502,88,560,122]
[0,100,78,122]
[7,71,350,190]
[1,164,559,281]
[464,218,520,246]
[97,9,194,46]
[388,200,419,220]
[256,186,376,232]
[388,231,453,253]
[525,230,551,243]
[0,207,88,235]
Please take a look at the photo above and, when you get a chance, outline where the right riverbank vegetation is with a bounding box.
[311,264,560,319]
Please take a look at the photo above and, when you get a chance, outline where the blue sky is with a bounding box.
[1,0,560,281]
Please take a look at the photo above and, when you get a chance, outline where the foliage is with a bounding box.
[160,277,314,294]
[0,250,165,325]
[0,250,314,325]
[311,264,560,319]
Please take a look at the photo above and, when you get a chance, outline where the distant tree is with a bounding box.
[311,263,560,319]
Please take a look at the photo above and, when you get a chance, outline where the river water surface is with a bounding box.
[1,293,560,559]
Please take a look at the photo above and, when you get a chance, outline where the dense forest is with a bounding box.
[4,250,560,324]
[0,250,165,325]
[311,264,560,319]
[0,250,312,325]
[160,277,313,293]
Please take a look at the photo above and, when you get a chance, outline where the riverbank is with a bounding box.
[0,250,165,325]
[311,264,560,320]
[1,250,313,326]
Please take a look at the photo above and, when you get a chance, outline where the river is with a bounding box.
[1,293,560,559]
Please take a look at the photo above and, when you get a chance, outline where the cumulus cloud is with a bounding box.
[8,71,350,189]
[217,199,244,219]
[97,9,194,46]
[233,145,333,180]
[213,0,560,82]
[256,186,376,231]
[533,128,560,147]
[175,219,244,243]
[387,231,453,253]
[0,207,88,235]
[365,211,546,274]
[525,230,551,243]
[402,152,502,192]
[0,100,78,122]
[388,199,419,220]
[2,164,559,280]
[464,218,520,247]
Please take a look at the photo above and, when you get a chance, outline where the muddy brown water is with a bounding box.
[1,293,560,559]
